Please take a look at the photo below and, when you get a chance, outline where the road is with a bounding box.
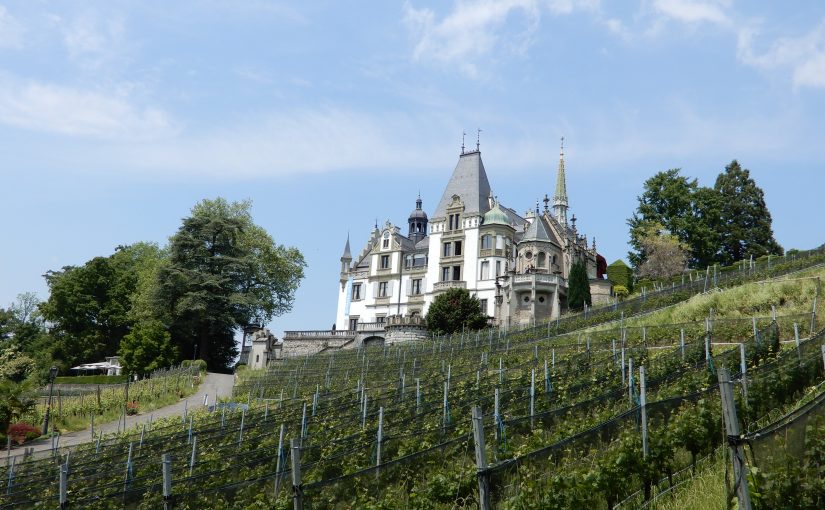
[3,372,235,465]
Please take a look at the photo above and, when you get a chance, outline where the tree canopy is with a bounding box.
[567,260,592,311]
[628,162,782,272]
[426,288,487,335]
[155,198,305,371]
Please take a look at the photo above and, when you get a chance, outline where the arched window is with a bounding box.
[538,252,546,267]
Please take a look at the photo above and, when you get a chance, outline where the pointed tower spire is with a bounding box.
[341,234,352,260]
[553,136,569,226]
[340,234,352,276]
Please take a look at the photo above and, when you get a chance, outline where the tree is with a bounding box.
[628,169,699,267]
[39,243,164,370]
[714,160,783,265]
[567,261,591,311]
[0,380,36,434]
[119,320,178,375]
[156,198,305,371]
[635,223,689,279]
[425,288,487,335]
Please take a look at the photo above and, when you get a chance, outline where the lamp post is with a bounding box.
[42,366,59,436]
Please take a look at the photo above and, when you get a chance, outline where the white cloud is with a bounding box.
[0,76,177,139]
[403,0,598,76]
[52,12,126,69]
[651,0,730,26]
[0,6,24,49]
[738,20,825,89]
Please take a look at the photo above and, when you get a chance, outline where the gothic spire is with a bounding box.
[553,137,569,226]
[341,234,352,260]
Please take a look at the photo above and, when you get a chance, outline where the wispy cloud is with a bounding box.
[651,0,730,26]
[403,0,598,77]
[0,6,24,49]
[738,20,825,89]
[0,76,178,139]
[50,11,127,69]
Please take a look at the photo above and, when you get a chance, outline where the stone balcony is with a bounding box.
[433,280,467,292]
[509,273,565,289]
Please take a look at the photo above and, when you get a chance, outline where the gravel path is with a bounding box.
[3,373,235,465]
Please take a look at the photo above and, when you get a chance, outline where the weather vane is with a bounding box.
[477,128,482,151]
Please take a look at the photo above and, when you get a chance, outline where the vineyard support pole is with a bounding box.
[416,378,421,414]
[162,453,172,510]
[811,281,818,335]
[530,369,536,429]
[124,442,133,493]
[91,414,94,439]
[274,423,286,497]
[718,368,753,510]
[621,348,626,385]
[544,359,550,394]
[291,438,303,510]
[300,403,307,440]
[494,388,500,444]
[59,463,68,509]
[739,343,748,402]
[187,416,193,444]
[361,394,367,429]
[680,329,685,361]
[794,323,801,361]
[264,401,268,422]
[822,345,825,372]
[640,366,648,458]
[628,358,634,405]
[239,408,246,445]
[471,406,491,510]
[499,358,503,385]
[6,456,14,495]
[376,406,384,469]
[189,435,197,476]
[442,381,449,428]
[752,317,758,344]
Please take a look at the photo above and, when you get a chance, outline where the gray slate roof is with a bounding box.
[433,151,492,219]
[522,217,552,242]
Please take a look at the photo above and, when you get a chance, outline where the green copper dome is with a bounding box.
[483,202,510,226]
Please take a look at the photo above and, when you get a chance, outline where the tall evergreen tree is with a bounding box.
[567,260,591,311]
[714,160,783,265]
[425,287,487,335]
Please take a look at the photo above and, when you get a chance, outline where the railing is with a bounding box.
[433,280,467,291]
[355,322,386,332]
[283,330,355,338]
[479,248,505,257]
[510,273,564,286]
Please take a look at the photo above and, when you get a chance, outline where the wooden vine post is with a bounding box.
[717,368,753,510]
[640,366,648,458]
[471,406,491,510]
[291,438,303,510]
[162,453,172,510]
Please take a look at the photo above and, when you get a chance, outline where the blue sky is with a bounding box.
[1,0,824,335]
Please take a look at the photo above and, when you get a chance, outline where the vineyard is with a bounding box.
[1,250,824,509]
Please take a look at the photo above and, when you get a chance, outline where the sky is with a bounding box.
[1,0,824,336]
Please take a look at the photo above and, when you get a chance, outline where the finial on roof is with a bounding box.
[476,128,482,151]
[592,237,597,251]
[571,214,577,231]
[561,136,564,155]
[543,194,550,213]
[374,218,378,230]
[536,200,540,214]
[461,131,466,154]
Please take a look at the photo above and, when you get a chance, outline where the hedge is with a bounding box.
[607,259,633,292]
[54,374,129,385]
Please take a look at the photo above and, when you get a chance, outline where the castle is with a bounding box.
[334,139,610,333]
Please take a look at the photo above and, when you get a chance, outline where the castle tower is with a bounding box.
[408,195,428,244]
[340,235,352,278]
[553,138,569,226]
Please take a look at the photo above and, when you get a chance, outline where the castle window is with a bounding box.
[480,299,488,314]
[496,261,501,277]
[255,355,260,364]
[380,255,390,269]
[378,281,389,297]
[481,235,492,249]
[538,252,546,267]
[443,242,452,257]
[480,261,490,280]
[454,241,462,256]
[525,251,533,260]
[349,317,359,330]
[352,283,362,301]
[411,279,422,295]
[452,266,461,281]
[382,239,389,249]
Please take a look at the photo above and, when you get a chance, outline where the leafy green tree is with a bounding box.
[628,169,700,267]
[119,320,178,375]
[156,198,305,371]
[567,261,591,311]
[714,160,783,265]
[636,222,689,279]
[0,345,36,383]
[425,288,487,335]
[40,243,164,370]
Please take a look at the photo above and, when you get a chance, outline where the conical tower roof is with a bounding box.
[522,217,552,242]
[433,151,492,219]
[341,235,351,260]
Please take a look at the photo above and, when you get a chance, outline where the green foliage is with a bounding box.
[156,198,305,371]
[714,160,784,265]
[181,359,208,373]
[425,287,487,335]
[628,164,782,270]
[613,285,629,301]
[636,223,689,280]
[0,380,36,433]
[39,243,164,371]
[567,261,591,311]
[607,259,634,292]
[0,345,36,382]
[119,320,178,375]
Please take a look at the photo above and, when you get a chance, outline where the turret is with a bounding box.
[407,195,428,244]
[340,235,352,277]
[553,137,569,226]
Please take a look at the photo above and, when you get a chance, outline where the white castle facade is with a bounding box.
[334,141,610,334]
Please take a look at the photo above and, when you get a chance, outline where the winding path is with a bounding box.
[4,373,235,465]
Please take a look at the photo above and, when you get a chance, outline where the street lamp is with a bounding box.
[42,366,58,436]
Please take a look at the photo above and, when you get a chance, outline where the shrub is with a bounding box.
[613,285,629,301]
[8,422,40,445]
[182,359,208,373]
[126,401,139,415]
[54,375,129,385]
[607,259,634,293]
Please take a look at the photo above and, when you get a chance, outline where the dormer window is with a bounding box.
[382,231,390,249]
[448,213,461,230]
